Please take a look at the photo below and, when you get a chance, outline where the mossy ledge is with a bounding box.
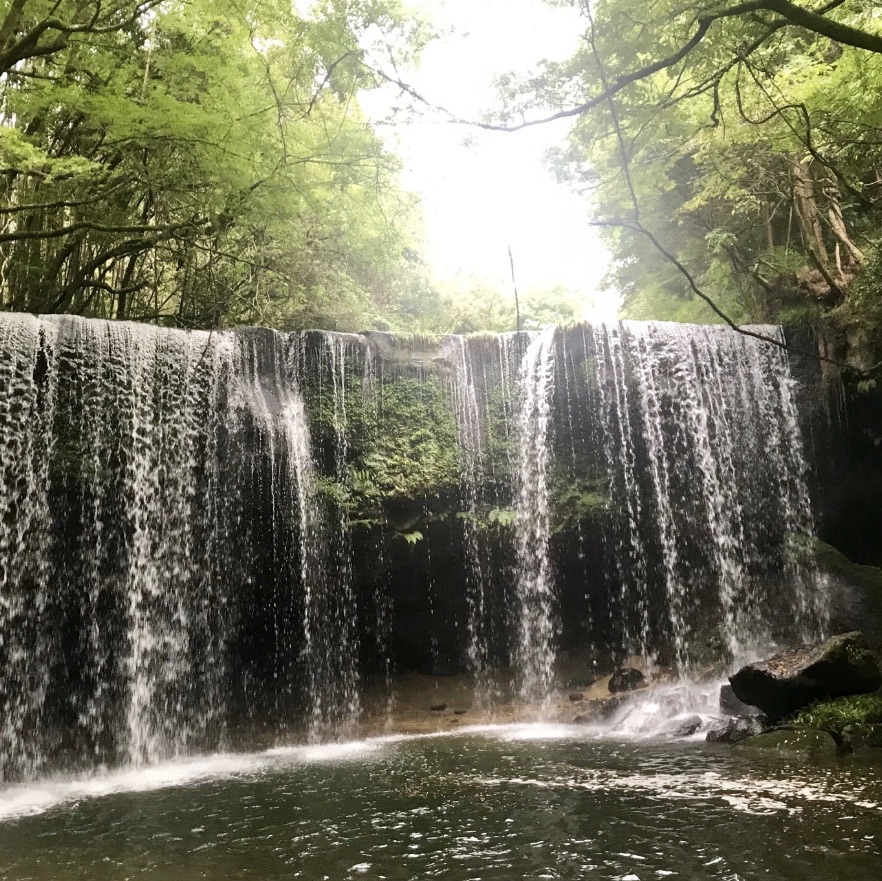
[793,694,882,751]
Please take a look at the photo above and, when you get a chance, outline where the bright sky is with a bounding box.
[361,0,618,320]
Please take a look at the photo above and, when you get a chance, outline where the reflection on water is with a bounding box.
[0,725,880,880]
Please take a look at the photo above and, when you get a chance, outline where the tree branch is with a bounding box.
[764,0,882,53]
[584,4,865,377]
[365,0,868,133]
[0,219,204,244]
[0,1,164,75]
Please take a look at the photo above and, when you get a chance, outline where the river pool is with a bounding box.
[0,724,879,880]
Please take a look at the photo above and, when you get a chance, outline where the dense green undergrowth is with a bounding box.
[794,694,882,739]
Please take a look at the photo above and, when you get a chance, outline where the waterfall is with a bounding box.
[595,321,829,672]
[313,332,361,739]
[115,321,232,765]
[593,323,652,665]
[512,327,558,704]
[0,316,58,779]
[449,336,494,705]
[0,316,366,778]
[236,332,346,742]
[0,312,831,779]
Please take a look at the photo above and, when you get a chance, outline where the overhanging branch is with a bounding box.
[365,0,868,133]
[584,3,869,378]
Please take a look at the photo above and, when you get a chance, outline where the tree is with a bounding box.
[0,1,165,76]
[475,1,882,333]
[0,0,432,330]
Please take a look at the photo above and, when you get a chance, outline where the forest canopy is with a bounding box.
[489,0,882,333]
[3,1,882,336]
[0,0,446,330]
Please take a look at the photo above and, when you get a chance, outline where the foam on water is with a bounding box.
[491,723,580,742]
[477,769,882,816]
[0,727,532,821]
[590,681,728,740]
[0,717,697,822]
[0,753,265,821]
[0,738,391,822]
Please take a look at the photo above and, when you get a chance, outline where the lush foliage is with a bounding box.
[9,2,882,335]
[495,1,882,329]
[0,0,435,329]
[549,474,607,533]
[308,365,461,527]
[303,334,615,541]
[388,277,586,335]
[794,694,882,735]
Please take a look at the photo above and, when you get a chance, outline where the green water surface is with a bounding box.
[0,724,879,880]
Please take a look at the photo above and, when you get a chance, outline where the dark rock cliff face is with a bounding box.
[815,381,882,566]
[807,321,882,564]
[796,322,882,646]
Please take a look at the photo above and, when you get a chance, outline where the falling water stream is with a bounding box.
[591,322,829,673]
[512,327,559,704]
[0,314,832,786]
[450,337,494,706]
[0,313,865,880]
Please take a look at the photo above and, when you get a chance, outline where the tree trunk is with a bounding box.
[792,158,829,269]
[825,184,866,268]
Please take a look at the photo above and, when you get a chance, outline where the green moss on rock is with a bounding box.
[734,727,839,757]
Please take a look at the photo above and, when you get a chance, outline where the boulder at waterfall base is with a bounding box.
[729,632,882,722]
[719,683,760,716]
[609,668,645,693]
[668,715,702,738]
[572,694,630,723]
[706,715,766,745]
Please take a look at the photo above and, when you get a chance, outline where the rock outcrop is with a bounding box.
[729,632,882,722]
[719,683,760,716]
[668,715,702,738]
[572,694,630,724]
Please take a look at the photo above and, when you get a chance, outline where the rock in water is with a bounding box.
[669,715,702,738]
[849,724,882,751]
[729,632,882,722]
[706,716,765,745]
[719,683,759,716]
[609,667,645,693]
[734,727,839,758]
[572,694,630,724]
